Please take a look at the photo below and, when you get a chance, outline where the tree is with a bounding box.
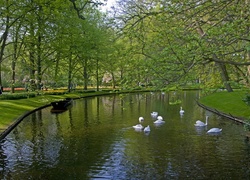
[110,0,250,91]
[0,0,111,92]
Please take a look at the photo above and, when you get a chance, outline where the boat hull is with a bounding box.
[50,98,72,113]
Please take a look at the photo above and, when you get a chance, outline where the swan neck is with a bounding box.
[205,117,208,125]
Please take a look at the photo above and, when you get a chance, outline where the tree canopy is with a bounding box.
[0,0,249,92]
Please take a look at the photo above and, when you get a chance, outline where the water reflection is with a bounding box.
[0,91,249,179]
[195,126,208,136]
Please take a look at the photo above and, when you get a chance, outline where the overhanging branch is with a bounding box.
[204,57,250,66]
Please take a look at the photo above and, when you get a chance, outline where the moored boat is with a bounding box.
[50,98,72,113]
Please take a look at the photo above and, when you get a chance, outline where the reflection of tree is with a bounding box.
[0,108,66,178]
[120,96,124,116]
[55,113,62,137]
[101,95,118,118]
[30,113,39,161]
[169,91,181,105]
[31,111,45,163]
[69,107,74,131]
[136,94,142,114]
[112,95,115,119]
[96,97,100,124]
[1,92,249,178]
[84,99,89,127]
[31,113,37,144]
[127,94,133,113]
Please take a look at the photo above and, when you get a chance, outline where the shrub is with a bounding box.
[243,117,250,131]
[43,91,68,95]
[242,94,250,106]
[0,92,37,100]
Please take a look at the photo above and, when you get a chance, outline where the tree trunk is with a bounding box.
[36,5,43,90]
[54,56,59,87]
[96,59,99,91]
[29,23,36,81]
[217,62,233,92]
[83,59,88,90]
[68,53,72,92]
[0,0,10,87]
[0,32,8,65]
[11,38,17,93]
[0,63,2,88]
[195,21,233,92]
[111,72,116,89]
[37,34,42,90]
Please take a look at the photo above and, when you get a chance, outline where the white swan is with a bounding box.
[154,116,165,124]
[133,124,144,130]
[207,128,222,133]
[139,117,144,123]
[154,119,165,124]
[151,111,158,117]
[144,125,150,132]
[180,107,184,114]
[157,116,163,120]
[194,116,208,127]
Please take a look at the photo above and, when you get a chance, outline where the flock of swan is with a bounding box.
[132,111,166,133]
[132,107,222,134]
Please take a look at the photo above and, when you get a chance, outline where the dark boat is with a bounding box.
[50,98,72,113]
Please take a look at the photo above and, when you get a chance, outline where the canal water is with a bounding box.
[0,91,250,179]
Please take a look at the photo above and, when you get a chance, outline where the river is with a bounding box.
[0,91,249,179]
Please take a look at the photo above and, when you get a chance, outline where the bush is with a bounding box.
[0,92,37,100]
[242,94,250,106]
[0,90,70,100]
[244,121,250,131]
[76,90,97,93]
[43,91,68,95]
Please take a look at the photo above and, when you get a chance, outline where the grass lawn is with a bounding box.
[199,90,250,119]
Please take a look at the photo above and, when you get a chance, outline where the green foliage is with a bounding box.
[169,99,182,105]
[1,0,250,94]
[75,90,97,93]
[0,91,71,100]
[243,120,250,132]
[43,91,69,96]
[242,94,250,106]
[0,92,37,100]
[112,0,250,91]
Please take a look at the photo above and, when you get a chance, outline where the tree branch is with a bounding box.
[204,56,250,66]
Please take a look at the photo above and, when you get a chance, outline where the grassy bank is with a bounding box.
[199,90,250,119]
